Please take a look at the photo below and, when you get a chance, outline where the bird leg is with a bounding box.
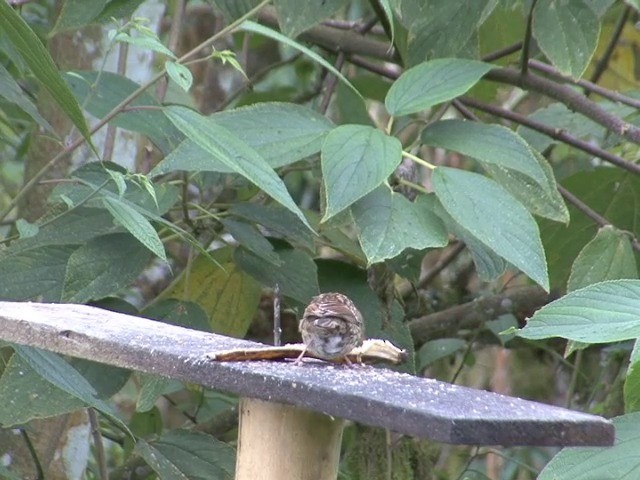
[293,345,308,366]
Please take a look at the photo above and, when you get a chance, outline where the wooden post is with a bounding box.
[236,398,344,480]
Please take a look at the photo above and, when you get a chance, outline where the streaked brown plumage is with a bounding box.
[295,292,365,365]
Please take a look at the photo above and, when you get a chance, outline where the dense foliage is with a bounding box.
[0,0,639,478]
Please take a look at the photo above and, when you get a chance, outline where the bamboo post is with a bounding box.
[236,398,344,480]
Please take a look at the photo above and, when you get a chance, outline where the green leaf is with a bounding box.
[136,374,171,413]
[65,71,183,154]
[161,248,261,338]
[12,345,130,435]
[351,187,448,264]
[395,0,491,65]
[533,0,600,78]
[625,340,640,413]
[385,58,492,116]
[433,167,549,290]
[421,120,548,189]
[540,169,640,290]
[165,105,312,231]
[15,219,39,239]
[518,279,640,342]
[0,62,52,131]
[240,21,361,99]
[538,412,640,480]
[0,354,129,426]
[220,218,282,266]
[321,125,402,220]
[274,0,349,38]
[432,198,506,281]
[51,0,107,34]
[103,197,167,262]
[0,1,93,147]
[230,202,314,250]
[144,299,211,332]
[152,103,333,175]
[0,244,76,301]
[484,150,569,223]
[567,226,638,292]
[62,233,152,303]
[137,430,235,480]
[417,338,466,370]
[112,31,176,59]
[235,244,319,305]
[165,61,193,91]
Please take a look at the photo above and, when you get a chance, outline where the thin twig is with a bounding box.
[529,59,640,109]
[520,0,538,75]
[157,0,186,101]
[89,408,109,480]
[102,36,129,163]
[482,42,523,62]
[557,185,609,227]
[273,283,281,346]
[590,5,631,84]
[417,242,466,290]
[318,52,345,114]
[485,68,640,144]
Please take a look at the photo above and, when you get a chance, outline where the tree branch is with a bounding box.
[485,68,640,144]
[257,6,396,61]
[458,97,640,175]
[408,286,551,346]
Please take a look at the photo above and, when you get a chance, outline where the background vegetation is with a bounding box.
[0,0,639,478]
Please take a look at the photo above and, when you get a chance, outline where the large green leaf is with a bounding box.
[538,412,640,480]
[625,340,640,413]
[229,203,314,250]
[274,0,349,38]
[533,0,600,78]
[567,226,638,292]
[0,1,93,146]
[65,71,183,154]
[103,197,167,262]
[0,244,76,301]
[484,150,569,223]
[11,345,130,435]
[63,233,152,303]
[0,355,129,426]
[51,0,107,34]
[432,197,506,281]
[165,105,312,231]
[160,248,261,338]
[152,103,333,175]
[433,167,549,290]
[136,430,235,480]
[235,244,319,305]
[321,125,402,220]
[421,120,548,189]
[385,58,492,116]
[518,279,640,342]
[220,218,282,266]
[351,187,447,264]
[394,0,491,65]
[0,62,52,131]
[540,169,640,290]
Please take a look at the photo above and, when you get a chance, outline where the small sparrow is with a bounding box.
[295,292,365,365]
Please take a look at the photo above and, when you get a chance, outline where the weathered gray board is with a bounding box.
[0,301,614,446]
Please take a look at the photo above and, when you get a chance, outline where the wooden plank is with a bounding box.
[0,301,614,446]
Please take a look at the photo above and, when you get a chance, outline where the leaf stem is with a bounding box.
[402,151,434,170]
